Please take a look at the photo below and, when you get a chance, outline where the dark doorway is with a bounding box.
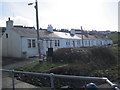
[48,48,53,57]
[73,41,75,47]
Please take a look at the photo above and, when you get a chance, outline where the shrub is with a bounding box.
[52,47,117,69]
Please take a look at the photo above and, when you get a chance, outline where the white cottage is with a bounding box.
[2,28,38,58]
[2,18,82,58]
[2,27,83,58]
[35,27,82,56]
[2,18,113,58]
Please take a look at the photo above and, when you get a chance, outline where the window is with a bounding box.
[28,39,31,48]
[54,40,60,47]
[68,40,70,45]
[55,40,57,46]
[85,40,87,45]
[77,40,80,45]
[28,39,36,48]
[46,40,48,48]
[6,34,8,38]
[96,41,99,45]
[32,40,36,47]
[66,41,68,45]
[92,40,94,45]
[66,40,68,45]
[66,40,70,45]
[58,40,60,46]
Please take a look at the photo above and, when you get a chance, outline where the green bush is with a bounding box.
[53,47,117,68]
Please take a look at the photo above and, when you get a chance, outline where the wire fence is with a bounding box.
[1,69,120,90]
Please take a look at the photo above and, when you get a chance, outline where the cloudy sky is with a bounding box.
[0,0,119,31]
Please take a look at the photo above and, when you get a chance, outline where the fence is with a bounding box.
[1,69,120,90]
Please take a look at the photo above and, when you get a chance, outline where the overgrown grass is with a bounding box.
[108,33,118,40]
[111,46,120,51]
[108,33,120,44]
[90,64,120,82]
[15,47,118,74]
[15,61,65,73]
[53,47,117,67]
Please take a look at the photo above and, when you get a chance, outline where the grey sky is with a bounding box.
[0,0,119,31]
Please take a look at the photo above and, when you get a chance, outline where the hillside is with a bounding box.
[15,46,119,88]
[51,47,119,82]
[108,33,120,44]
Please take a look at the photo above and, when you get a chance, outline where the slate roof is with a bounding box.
[12,28,36,37]
[76,34,105,40]
[10,28,110,40]
[12,28,80,39]
[53,32,81,39]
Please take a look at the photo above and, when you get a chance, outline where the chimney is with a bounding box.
[47,24,53,32]
[8,17,10,21]
[6,17,13,30]
[70,29,75,35]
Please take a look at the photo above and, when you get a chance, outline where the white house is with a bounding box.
[2,28,37,58]
[2,18,113,58]
[2,27,82,58]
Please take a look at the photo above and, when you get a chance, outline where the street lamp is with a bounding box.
[28,0,41,60]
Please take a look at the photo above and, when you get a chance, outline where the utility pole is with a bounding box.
[81,26,84,47]
[28,0,41,59]
[35,0,41,59]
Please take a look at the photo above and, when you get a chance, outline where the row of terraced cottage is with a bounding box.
[2,18,113,58]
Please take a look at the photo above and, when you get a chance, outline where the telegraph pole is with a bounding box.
[28,0,41,59]
[35,0,41,59]
[81,26,84,47]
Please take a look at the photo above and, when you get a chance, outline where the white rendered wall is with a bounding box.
[21,37,38,57]
[2,30,22,57]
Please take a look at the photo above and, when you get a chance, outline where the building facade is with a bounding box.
[2,18,113,58]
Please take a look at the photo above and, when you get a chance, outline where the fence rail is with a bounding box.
[1,69,120,90]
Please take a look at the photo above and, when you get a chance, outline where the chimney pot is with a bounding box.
[8,17,10,21]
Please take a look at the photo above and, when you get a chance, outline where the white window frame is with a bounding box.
[27,39,36,48]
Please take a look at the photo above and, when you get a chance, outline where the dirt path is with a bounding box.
[2,57,40,69]
[2,57,40,89]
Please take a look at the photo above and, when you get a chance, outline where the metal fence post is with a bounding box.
[1,69,120,90]
[106,79,119,90]
[50,73,55,89]
[12,70,15,90]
